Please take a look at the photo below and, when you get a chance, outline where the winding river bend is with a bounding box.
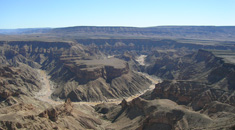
[35,55,161,106]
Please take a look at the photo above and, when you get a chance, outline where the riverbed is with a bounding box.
[35,55,161,106]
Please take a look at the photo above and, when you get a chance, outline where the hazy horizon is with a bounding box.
[1,0,235,29]
[2,25,235,30]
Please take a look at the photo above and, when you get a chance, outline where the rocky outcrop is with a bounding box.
[146,49,235,90]
[39,99,72,122]
[121,99,128,109]
[65,59,129,84]
[137,109,185,130]
[147,80,235,110]
[98,98,218,130]
[0,98,103,130]
[149,80,207,105]
[39,107,58,122]
[56,71,152,101]
[105,65,129,82]
[202,101,235,116]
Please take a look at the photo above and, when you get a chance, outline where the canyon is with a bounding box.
[0,26,235,129]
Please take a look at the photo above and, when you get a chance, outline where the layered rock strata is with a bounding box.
[147,80,235,110]
[94,98,235,130]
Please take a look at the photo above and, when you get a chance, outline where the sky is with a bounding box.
[1,0,235,29]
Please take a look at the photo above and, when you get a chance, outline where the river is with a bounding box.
[35,55,161,106]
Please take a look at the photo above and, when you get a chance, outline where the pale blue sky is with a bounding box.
[1,0,235,29]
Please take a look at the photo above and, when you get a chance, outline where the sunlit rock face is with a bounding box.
[64,58,129,84]
[148,80,235,111]
[146,49,235,90]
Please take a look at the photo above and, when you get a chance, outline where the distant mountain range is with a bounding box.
[1,26,235,41]
[0,28,51,34]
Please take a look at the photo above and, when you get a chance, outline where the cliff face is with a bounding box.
[148,80,235,111]
[0,41,71,69]
[64,59,129,84]
[146,49,235,91]
[76,39,235,53]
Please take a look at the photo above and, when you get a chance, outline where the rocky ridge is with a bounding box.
[0,98,105,130]
[145,80,235,111]
[94,97,235,130]
[0,41,152,101]
[146,49,235,90]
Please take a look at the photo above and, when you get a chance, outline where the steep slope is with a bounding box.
[94,97,235,130]
[146,49,235,90]
[0,65,41,104]
[145,80,235,110]
[0,41,153,102]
